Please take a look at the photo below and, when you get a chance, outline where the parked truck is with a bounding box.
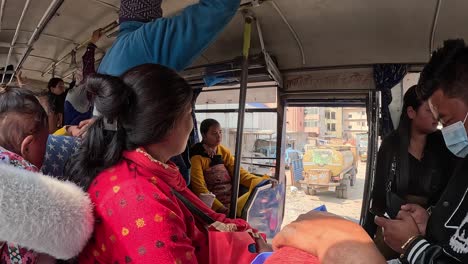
[299,144,357,199]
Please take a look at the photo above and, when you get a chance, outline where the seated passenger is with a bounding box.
[374,39,468,264]
[190,118,275,216]
[66,64,264,264]
[365,85,454,258]
[46,77,67,133]
[0,87,93,262]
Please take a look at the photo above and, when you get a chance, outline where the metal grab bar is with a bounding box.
[1,0,31,84]
[10,0,65,84]
[229,11,254,219]
[41,20,119,77]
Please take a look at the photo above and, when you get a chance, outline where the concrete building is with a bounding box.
[342,107,368,141]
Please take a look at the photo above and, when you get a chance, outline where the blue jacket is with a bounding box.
[98,0,240,76]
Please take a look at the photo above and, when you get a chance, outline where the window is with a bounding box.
[305,120,318,127]
[327,123,336,131]
[331,112,336,120]
[325,111,330,119]
[348,114,353,118]
[305,107,319,115]
[348,125,352,129]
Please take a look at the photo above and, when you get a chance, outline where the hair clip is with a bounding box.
[103,117,118,131]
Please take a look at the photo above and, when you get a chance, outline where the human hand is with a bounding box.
[16,71,28,87]
[255,236,273,253]
[90,29,102,44]
[216,206,229,215]
[66,126,81,137]
[268,178,278,188]
[375,211,421,253]
[400,204,429,235]
[274,211,385,264]
[74,118,96,138]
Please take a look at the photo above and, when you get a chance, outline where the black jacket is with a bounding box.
[402,156,468,264]
[364,131,453,237]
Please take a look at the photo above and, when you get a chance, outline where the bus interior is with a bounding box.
[1,0,468,242]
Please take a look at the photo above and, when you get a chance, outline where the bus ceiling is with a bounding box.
[0,0,468,90]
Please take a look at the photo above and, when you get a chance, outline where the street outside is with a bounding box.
[282,161,367,227]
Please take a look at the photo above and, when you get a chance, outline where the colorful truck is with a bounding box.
[299,145,357,199]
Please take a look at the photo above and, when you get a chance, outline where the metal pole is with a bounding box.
[229,12,253,219]
[2,0,31,84]
[429,0,442,55]
[360,91,380,227]
[0,0,6,32]
[10,0,65,84]
[269,1,306,65]
[90,0,120,11]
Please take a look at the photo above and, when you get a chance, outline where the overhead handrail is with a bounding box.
[1,0,31,84]
[90,0,119,11]
[269,1,306,66]
[41,20,119,77]
[10,0,65,84]
[0,0,6,32]
[240,0,306,66]
[429,0,442,55]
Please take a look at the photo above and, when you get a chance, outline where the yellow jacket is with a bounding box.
[53,126,69,136]
[190,144,269,216]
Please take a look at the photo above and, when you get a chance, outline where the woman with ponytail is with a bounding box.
[66,64,267,264]
[364,85,454,259]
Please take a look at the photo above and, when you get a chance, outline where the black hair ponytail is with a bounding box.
[65,74,133,189]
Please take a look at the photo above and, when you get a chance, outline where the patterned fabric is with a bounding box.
[203,163,232,208]
[119,0,163,23]
[41,135,81,179]
[0,147,38,172]
[79,148,252,264]
[373,64,407,137]
[0,147,38,264]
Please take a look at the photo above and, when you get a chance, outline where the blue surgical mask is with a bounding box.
[442,112,468,158]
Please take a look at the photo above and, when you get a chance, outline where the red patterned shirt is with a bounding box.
[80,148,251,264]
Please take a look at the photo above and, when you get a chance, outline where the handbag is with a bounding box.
[386,156,407,219]
[172,189,260,264]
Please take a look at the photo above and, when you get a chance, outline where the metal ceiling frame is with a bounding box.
[1,0,31,84]
[10,0,65,84]
[2,29,79,45]
[268,0,305,65]
[90,0,119,11]
[0,0,6,32]
[41,20,118,77]
[429,0,442,55]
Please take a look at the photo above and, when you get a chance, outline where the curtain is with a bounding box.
[373,64,407,137]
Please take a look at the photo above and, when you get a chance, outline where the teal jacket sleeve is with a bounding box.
[136,0,240,71]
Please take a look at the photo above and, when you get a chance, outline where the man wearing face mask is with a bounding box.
[374,39,468,264]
